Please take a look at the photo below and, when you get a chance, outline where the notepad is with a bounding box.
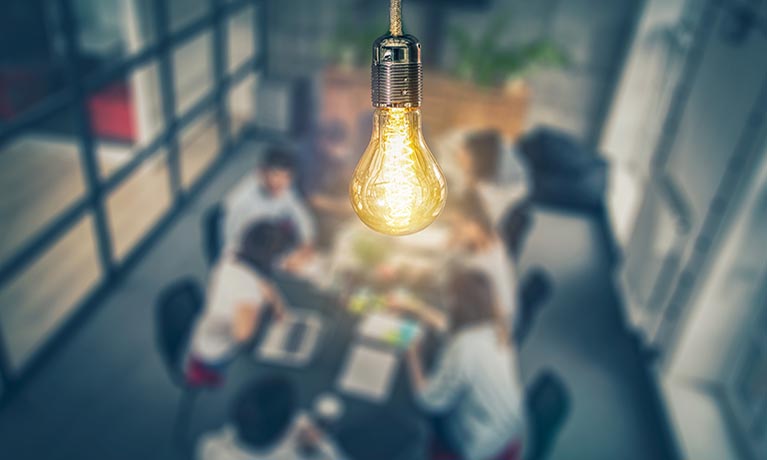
[337,344,398,403]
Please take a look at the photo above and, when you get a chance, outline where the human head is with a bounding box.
[231,376,297,450]
[238,221,295,276]
[445,268,500,333]
[317,120,348,159]
[445,190,495,251]
[458,130,504,182]
[260,147,297,196]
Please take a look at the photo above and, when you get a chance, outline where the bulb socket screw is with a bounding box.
[371,34,423,108]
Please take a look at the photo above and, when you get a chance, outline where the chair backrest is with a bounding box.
[155,278,204,387]
[202,203,224,265]
[524,370,571,460]
[513,268,553,345]
[501,201,533,261]
[520,269,553,314]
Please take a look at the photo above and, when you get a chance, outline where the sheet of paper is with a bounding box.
[337,344,398,403]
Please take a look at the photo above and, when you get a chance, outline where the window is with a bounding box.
[0,215,101,368]
[0,0,264,386]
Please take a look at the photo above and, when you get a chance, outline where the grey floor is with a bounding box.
[0,142,677,460]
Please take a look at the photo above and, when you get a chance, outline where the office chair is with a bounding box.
[154,278,204,457]
[501,200,534,262]
[513,268,554,346]
[202,202,224,265]
[524,370,571,460]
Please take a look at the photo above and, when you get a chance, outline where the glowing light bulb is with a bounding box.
[349,32,447,235]
[350,107,446,235]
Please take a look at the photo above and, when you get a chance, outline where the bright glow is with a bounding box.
[350,108,447,235]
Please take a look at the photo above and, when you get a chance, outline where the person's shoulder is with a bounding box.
[198,426,247,460]
[214,256,263,288]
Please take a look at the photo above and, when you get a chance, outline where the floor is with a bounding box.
[0,113,226,368]
[0,142,677,460]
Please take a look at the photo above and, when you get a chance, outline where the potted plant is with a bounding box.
[319,11,567,141]
[424,14,567,138]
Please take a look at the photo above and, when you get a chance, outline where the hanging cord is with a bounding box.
[390,0,403,36]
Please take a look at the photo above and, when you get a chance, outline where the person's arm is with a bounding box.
[290,192,317,247]
[407,339,465,413]
[310,193,352,216]
[389,292,448,333]
[233,303,261,343]
[295,417,348,460]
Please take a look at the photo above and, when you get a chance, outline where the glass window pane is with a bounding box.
[173,32,213,115]
[180,110,219,188]
[106,149,171,260]
[168,0,211,32]
[0,2,70,123]
[92,61,165,178]
[74,0,157,77]
[228,73,258,138]
[227,6,256,73]
[0,108,86,264]
[0,214,101,369]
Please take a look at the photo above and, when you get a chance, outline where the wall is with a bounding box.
[265,0,640,144]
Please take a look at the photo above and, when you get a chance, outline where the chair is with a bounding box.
[154,278,204,456]
[524,371,571,460]
[501,200,534,262]
[517,127,607,212]
[202,202,224,265]
[513,268,554,346]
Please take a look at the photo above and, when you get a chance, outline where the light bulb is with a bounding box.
[349,33,447,235]
[350,107,446,235]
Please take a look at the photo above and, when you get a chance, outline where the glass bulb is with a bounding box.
[350,107,447,235]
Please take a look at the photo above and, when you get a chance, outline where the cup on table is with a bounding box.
[313,392,344,427]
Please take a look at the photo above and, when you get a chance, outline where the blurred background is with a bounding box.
[0,0,766,459]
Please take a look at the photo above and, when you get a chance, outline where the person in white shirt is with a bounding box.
[446,191,519,327]
[198,376,345,460]
[406,269,526,460]
[453,130,531,229]
[225,147,316,272]
[186,222,291,386]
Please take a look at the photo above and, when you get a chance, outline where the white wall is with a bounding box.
[601,1,767,457]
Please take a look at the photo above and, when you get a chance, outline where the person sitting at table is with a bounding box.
[299,120,356,248]
[186,222,292,387]
[406,269,526,460]
[455,130,530,229]
[198,376,346,460]
[446,191,518,327]
[224,146,316,272]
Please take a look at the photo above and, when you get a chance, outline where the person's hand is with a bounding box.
[373,263,398,284]
[406,332,424,358]
[295,416,325,455]
[280,250,306,273]
[263,283,287,320]
[297,420,323,446]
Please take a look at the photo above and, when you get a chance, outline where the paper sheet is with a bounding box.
[337,344,398,403]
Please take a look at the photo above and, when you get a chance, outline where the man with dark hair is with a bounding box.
[186,222,291,387]
[224,146,316,272]
[198,376,346,459]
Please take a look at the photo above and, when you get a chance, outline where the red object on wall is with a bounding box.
[88,82,136,142]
